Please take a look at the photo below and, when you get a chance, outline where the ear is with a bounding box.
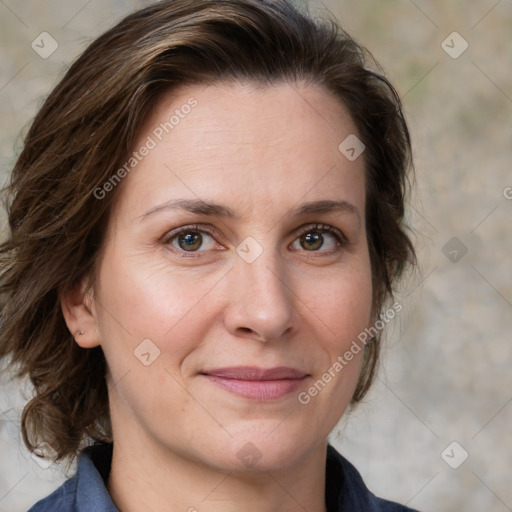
[59,278,101,348]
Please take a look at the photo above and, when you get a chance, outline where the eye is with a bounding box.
[164,224,219,254]
[290,223,347,253]
[162,222,348,257]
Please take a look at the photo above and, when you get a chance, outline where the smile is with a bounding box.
[201,366,309,401]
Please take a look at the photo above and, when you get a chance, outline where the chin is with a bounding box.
[204,423,319,473]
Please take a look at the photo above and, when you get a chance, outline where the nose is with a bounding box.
[223,250,298,343]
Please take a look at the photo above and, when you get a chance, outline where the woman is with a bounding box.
[0,0,417,510]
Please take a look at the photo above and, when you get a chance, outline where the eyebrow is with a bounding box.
[140,198,361,224]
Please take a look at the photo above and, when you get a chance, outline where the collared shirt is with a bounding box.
[28,443,420,511]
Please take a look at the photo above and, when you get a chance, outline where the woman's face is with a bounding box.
[77,82,373,471]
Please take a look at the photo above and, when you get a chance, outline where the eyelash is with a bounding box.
[162,223,348,258]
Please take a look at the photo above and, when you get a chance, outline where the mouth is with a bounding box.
[200,366,309,401]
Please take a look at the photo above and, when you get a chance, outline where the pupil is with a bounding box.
[179,232,202,251]
[302,232,322,250]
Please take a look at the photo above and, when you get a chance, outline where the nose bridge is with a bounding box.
[225,243,296,341]
[245,253,287,304]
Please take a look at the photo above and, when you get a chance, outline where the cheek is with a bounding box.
[95,254,223,363]
[308,262,373,349]
[94,257,213,421]
[301,261,372,407]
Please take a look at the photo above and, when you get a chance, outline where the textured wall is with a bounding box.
[1,1,511,511]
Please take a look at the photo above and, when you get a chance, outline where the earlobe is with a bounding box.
[59,279,101,348]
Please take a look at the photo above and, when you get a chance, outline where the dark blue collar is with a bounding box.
[29,442,419,512]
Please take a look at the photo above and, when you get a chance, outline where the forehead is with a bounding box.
[115,81,366,221]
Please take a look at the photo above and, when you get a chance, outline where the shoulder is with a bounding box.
[27,443,118,512]
[27,472,78,511]
[326,444,421,512]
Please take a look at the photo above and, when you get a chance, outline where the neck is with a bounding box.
[106,427,328,512]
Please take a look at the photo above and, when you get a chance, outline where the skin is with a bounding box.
[61,81,373,512]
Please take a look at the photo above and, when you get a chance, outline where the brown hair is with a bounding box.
[0,0,415,464]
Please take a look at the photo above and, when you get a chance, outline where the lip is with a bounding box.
[201,366,308,401]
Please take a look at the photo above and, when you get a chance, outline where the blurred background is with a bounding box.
[0,1,511,511]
